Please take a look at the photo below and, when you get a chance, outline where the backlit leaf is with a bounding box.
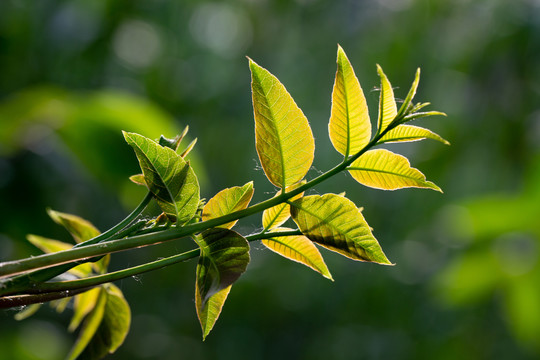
[14,303,41,321]
[202,182,254,229]
[348,149,442,191]
[262,181,305,230]
[290,194,392,264]
[66,287,107,360]
[376,65,397,134]
[69,287,102,332]
[262,227,333,280]
[196,285,231,341]
[195,229,249,339]
[249,58,315,189]
[329,45,371,157]
[129,174,146,186]
[379,124,450,145]
[397,68,420,117]
[123,131,200,224]
[47,209,100,243]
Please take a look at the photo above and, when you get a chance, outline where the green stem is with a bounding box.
[0,192,153,296]
[0,123,397,294]
[0,230,302,307]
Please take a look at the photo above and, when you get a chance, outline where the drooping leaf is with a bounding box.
[249,58,315,189]
[26,234,93,277]
[66,287,107,360]
[195,228,250,304]
[379,124,450,145]
[69,287,102,332]
[77,284,131,360]
[196,285,232,341]
[195,228,250,338]
[262,181,305,230]
[47,209,101,243]
[202,182,254,229]
[348,149,442,191]
[123,131,200,224]
[376,65,398,134]
[290,194,392,264]
[262,227,333,280]
[329,45,371,157]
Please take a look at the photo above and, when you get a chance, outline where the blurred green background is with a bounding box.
[1,0,539,359]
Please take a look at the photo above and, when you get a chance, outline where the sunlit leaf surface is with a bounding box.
[379,124,450,145]
[250,59,315,188]
[47,209,100,243]
[124,132,200,224]
[348,149,442,191]
[376,65,397,134]
[262,227,333,279]
[202,182,254,229]
[329,45,371,157]
[290,194,392,264]
[196,285,231,341]
[262,181,305,230]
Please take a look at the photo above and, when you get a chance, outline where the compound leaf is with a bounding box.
[379,124,450,145]
[376,65,398,134]
[290,194,391,264]
[262,227,333,280]
[262,181,305,230]
[348,149,442,191]
[47,209,100,244]
[123,131,200,224]
[195,228,250,339]
[202,182,254,229]
[249,58,315,189]
[329,45,371,157]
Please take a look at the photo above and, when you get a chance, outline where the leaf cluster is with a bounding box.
[0,45,447,358]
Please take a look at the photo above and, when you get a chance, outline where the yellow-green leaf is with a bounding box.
[249,58,315,189]
[195,228,249,339]
[202,182,254,229]
[397,68,421,117]
[47,209,100,243]
[262,227,333,280]
[290,194,392,264]
[123,131,200,224]
[14,303,41,321]
[379,124,450,145]
[348,149,442,191]
[329,45,371,157]
[376,65,397,134]
[26,234,92,277]
[129,174,146,186]
[262,181,305,230]
[66,287,107,360]
[69,287,102,332]
[100,284,131,354]
[196,284,231,341]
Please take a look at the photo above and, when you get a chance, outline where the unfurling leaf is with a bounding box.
[202,182,254,229]
[262,227,333,280]
[262,181,305,230]
[195,228,250,339]
[397,68,421,118]
[348,149,442,191]
[123,131,200,224]
[47,209,101,243]
[290,194,392,264]
[329,45,371,157]
[376,65,398,134]
[249,58,315,189]
[379,124,450,145]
